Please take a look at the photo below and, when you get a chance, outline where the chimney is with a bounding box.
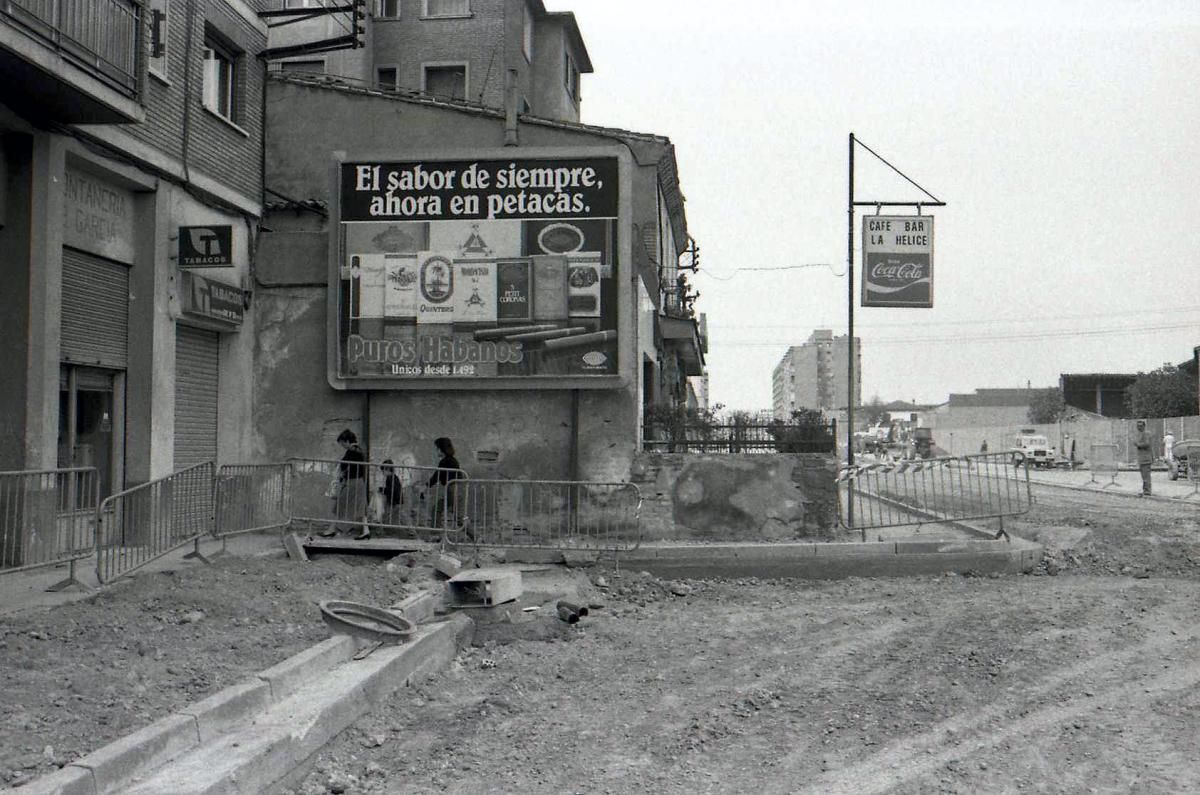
[504,69,519,147]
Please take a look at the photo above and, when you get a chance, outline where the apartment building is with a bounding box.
[266,0,591,123]
[772,330,861,417]
[0,1,268,493]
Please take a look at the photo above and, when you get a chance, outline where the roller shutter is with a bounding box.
[61,248,129,369]
[174,326,219,468]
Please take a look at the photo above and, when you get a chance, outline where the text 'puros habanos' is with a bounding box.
[346,334,524,366]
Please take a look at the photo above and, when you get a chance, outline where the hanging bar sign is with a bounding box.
[862,215,934,308]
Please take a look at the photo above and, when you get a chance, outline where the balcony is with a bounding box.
[0,0,143,124]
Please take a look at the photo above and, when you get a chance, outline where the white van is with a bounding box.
[1011,433,1057,469]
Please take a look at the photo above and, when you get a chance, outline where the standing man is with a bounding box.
[1164,430,1176,466]
[1134,419,1153,497]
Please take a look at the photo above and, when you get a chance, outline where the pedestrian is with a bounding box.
[378,459,404,528]
[1163,430,1176,464]
[980,440,989,454]
[321,428,369,539]
[427,437,465,529]
[1133,419,1153,497]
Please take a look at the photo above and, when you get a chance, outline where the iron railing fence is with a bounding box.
[2,0,142,96]
[96,461,214,584]
[643,419,837,454]
[214,463,291,541]
[285,458,467,536]
[838,451,1032,540]
[448,479,642,553]
[0,467,98,589]
[1087,443,1121,488]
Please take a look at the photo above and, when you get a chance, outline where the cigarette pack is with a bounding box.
[495,260,533,322]
[531,255,569,322]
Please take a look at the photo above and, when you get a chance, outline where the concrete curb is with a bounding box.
[615,539,1041,580]
[21,590,449,795]
[123,616,473,795]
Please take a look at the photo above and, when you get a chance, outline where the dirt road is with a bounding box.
[288,484,1200,795]
[3,481,1197,793]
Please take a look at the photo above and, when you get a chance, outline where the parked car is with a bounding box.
[1011,433,1057,469]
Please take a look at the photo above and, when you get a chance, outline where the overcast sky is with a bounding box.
[555,0,1200,410]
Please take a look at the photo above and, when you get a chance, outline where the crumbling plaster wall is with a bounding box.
[632,453,838,542]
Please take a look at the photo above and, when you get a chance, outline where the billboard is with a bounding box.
[334,155,623,385]
[862,215,934,308]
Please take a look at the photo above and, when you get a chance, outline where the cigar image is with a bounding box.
[505,326,589,343]
[473,324,557,339]
[542,330,617,351]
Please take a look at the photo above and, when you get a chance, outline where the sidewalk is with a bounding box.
[0,532,284,618]
[1021,467,1200,501]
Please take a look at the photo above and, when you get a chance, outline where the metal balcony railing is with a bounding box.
[2,0,141,97]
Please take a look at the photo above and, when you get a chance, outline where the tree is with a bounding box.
[862,396,891,427]
[1027,388,1066,424]
[1126,364,1198,418]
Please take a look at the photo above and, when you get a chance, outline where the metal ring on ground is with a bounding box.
[318,600,415,643]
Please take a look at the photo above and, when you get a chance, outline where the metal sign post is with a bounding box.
[846,133,947,540]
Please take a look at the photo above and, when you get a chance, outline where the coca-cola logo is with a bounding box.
[870,260,925,281]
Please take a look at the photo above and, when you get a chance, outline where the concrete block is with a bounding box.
[282,532,308,561]
[433,554,462,577]
[447,567,522,607]
[388,589,438,624]
[256,634,355,701]
[13,764,95,795]
[71,713,199,794]
[180,679,273,742]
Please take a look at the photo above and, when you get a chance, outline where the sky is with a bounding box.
[552,0,1200,411]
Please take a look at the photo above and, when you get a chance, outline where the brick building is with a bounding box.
[772,330,861,418]
[0,1,268,493]
[265,0,591,123]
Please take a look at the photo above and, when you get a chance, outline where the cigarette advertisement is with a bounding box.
[335,156,621,382]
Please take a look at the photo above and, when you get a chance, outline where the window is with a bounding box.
[423,0,469,18]
[376,0,400,17]
[202,33,238,122]
[423,64,466,100]
[564,50,580,102]
[520,96,531,115]
[149,0,169,80]
[521,2,533,61]
[280,59,325,75]
[376,66,398,90]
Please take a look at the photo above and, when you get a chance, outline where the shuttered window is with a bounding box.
[174,326,219,468]
[61,248,130,369]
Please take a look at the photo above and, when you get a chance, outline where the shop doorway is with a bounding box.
[58,366,124,501]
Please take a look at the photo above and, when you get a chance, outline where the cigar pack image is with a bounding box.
[531,254,569,322]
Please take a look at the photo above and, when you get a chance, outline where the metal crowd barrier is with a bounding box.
[214,463,291,543]
[285,458,467,537]
[449,479,642,552]
[0,467,98,590]
[838,452,1032,540]
[1087,443,1120,488]
[96,461,215,584]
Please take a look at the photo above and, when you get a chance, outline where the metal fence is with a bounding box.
[0,467,98,589]
[96,462,214,584]
[838,452,1032,540]
[4,0,142,96]
[214,463,291,540]
[642,420,837,454]
[285,458,467,537]
[449,479,642,552]
[1088,443,1120,488]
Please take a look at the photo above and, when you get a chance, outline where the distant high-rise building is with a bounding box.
[772,330,861,417]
